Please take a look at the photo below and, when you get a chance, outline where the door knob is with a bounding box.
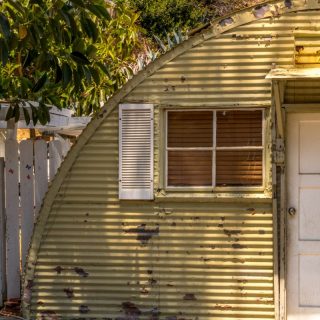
[288,207,296,216]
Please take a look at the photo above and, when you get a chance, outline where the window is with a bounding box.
[166,109,264,188]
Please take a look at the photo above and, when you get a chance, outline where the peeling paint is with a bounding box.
[183,293,197,301]
[253,4,271,18]
[63,288,74,299]
[296,45,304,53]
[54,266,63,274]
[122,302,141,318]
[224,229,241,237]
[79,305,90,314]
[125,224,159,245]
[232,243,247,249]
[219,17,234,27]
[74,267,89,277]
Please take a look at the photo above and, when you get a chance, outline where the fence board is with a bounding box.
[49,141,62,181]
[34,141,48,216]
[5,141,20,299]
[0,158,5,306]
[20,141,34,270]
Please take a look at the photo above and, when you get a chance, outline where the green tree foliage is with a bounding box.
[127,0,264,41]
[126,0,205,40]
[0,0,141,124]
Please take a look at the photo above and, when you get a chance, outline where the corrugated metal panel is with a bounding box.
[285,80,320,103]
[125,11,320,106]
[25,2,320,319]
[26,108,274,319]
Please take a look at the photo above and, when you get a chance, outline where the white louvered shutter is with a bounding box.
[119,104,154,200]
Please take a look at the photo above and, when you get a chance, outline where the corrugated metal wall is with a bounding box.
[26,6,320,320]
[126,10,320,106]
[29,110,274,319]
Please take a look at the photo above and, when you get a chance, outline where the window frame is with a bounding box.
[164,108,266,191]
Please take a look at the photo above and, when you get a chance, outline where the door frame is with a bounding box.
[278,105,320,320]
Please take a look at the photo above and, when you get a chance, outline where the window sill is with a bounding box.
[154,189,272,203]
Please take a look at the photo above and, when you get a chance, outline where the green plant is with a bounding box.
[0,0,141,124]
[126,0,205,40]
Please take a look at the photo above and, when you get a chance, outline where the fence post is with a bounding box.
[0,158,6,306]
[5,140,20,299]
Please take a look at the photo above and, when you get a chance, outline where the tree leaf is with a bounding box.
[87,4,111,20]
[70,51,90,65]
[18,25,28,40]
[32,73,48,93]
[55,63,62,84]
[14,104,20,122]
[0,13,11,39]
[62,63,72,88]
[23,49,38,68]
[89,67,100,85]
[0,38,9,67]
[96,62,110,77]
[22,107,31,125]
[70,0,85,7]
[30,105,38,126]
[5,106,14,121]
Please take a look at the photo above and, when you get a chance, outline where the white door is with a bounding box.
[287,113,320,319]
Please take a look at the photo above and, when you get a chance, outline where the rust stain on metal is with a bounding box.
[224,229,241,237]
[54,266,63,274]
[183,293,197,301]
[122,302,142,317]
[219,17,234,27]
[180,76,186,83]
[259,229,266,234]
[140,287,149,295]
[147,269,153,274]
[253,4,271,18]
[214,304,233,310]
[79,305,90,314]
[149,278,157,286]
[74,267,89,277]
[232,258,246,264]
[124,224,159,245]
[63,288,74,299]
[247,208,256,215]
[296,45,304,53]
[232,243,247,249]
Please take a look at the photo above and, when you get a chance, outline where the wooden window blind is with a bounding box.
[167,110,263,188]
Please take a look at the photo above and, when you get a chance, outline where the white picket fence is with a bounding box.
[0,139,71,303]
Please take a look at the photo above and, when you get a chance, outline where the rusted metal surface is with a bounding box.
[22,110,274,319]
[22,1,320,319]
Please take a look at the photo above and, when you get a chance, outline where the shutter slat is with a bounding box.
[119,104,154,200]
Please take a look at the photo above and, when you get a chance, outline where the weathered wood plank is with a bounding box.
[0,158,5,306]
[5,141,20,299]
[20,141,34,270]
[34,140,48,216]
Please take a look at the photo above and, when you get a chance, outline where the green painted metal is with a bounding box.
[23,1,320,319]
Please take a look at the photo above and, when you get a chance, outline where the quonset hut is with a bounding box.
[23,1,320,319]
